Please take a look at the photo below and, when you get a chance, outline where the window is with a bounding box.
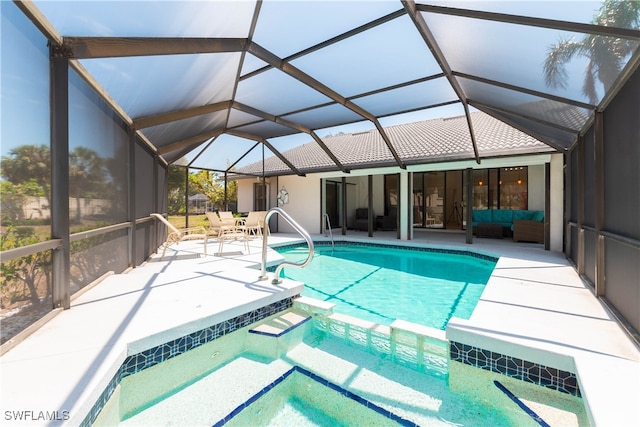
[384,174,398,215]
[413,172,444,228]
[254,182,267,211]
[500,167,528,210]
[469,167,528,210]
[472,169,489,209]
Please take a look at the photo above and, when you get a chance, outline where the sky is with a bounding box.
[1,1,621,172]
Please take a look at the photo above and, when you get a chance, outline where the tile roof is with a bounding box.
[235,111,556,177]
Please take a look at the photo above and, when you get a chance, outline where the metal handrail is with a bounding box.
[0,239,63,262]
[70,221,132,242]
[259,207,314,284]
[1,216,151,263]
[568,222,640,248]
[322,213,334,251]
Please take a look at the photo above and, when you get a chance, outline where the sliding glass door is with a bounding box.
[413,172,445,228]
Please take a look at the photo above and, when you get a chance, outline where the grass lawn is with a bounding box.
[168,214,209,230]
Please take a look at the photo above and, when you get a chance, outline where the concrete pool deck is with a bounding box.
[0,230,638,426]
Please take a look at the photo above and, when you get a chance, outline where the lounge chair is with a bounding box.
[205,211,234,237]
[218,211,237,226]
[217,226,249,255]
[151,213,207,257]
[237,211,267,238]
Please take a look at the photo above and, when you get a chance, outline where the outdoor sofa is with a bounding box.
[472,209,544,242]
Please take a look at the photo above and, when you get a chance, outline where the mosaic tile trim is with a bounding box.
[212,366,418,427]
[450,341,581,397]
[274,241,499,262]
[80,297,297,427]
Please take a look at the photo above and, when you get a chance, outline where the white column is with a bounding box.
[550,153,564,252]
[399,171,409,240]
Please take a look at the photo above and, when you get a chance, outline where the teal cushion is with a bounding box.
[512,210,534,221]
[492,209,513,224]
[532,211,544,222]
[473,209,492,223]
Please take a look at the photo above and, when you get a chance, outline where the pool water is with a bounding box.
[223,368,406,427]
[93,312,587,427]
[278,244,496,329]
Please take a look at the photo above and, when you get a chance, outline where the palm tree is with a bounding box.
[543,0,640,104]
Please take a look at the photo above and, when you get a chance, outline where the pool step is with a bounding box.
[246,311,312,360]
[117,357,293,426]
[248,311,311,338]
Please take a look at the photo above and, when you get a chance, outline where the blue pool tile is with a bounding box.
[351,394,367,405]
[276,241,499,263]
[368,402,392,417]
[294,366,310,376]
[227,403,246,419]
[494,380,551,427]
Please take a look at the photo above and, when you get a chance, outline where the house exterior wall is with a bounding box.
[236,179,254,213]
[236,154,564,251]
[528,164,545,211]
[276,175,321,234]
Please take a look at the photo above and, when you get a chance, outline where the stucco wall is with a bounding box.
[276,175,321,234]
[521,158,563,251]
[528,164,545,211]
[236,180,254,213]
[236,177,276,213]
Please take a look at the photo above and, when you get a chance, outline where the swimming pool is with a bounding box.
[92,308,586,426]
[276,243,496,329]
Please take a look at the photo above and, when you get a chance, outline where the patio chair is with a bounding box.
[217,226,250,255]
[238,211,267,238]
[218,211,236,226]
[205,211,233,238]
[354,208,370,231]
[151,213,207,257]
[218,211,232,218]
